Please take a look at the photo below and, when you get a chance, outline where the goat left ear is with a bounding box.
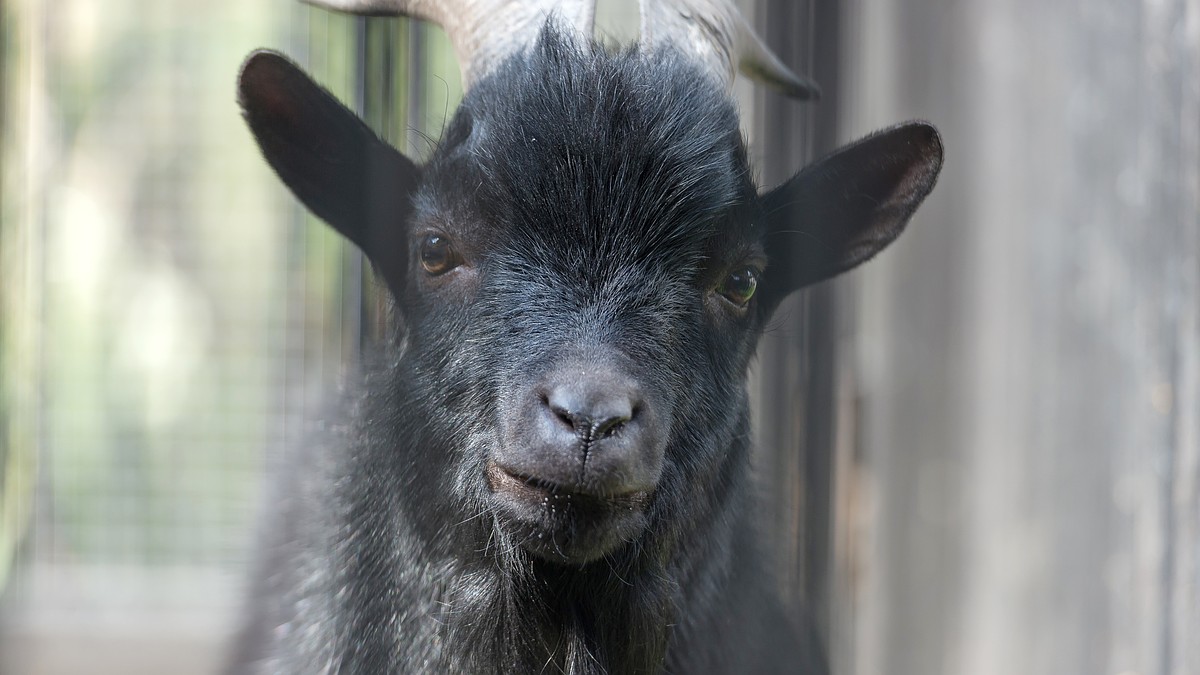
[238,50,420,296]
[759,121,943,297]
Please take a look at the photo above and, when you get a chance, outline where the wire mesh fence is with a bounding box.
[0,3,457,672]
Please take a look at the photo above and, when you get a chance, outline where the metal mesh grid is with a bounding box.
[0,3,446,672]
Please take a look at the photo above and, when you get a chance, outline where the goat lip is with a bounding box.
[484,460,651,564]
[484,461,652,508]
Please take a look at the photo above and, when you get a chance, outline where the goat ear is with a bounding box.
[759,121,943,296]
[238,50,419,294]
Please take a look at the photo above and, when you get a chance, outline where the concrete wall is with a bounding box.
[834,2,1199,674]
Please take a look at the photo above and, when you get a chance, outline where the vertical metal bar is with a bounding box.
[406,20,426,159]
[751,0,840,651]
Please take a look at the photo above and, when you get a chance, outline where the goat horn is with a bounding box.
[302,0,596,90]
[639,0,819,100]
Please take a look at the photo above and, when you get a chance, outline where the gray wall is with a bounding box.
[833,1,1199,674]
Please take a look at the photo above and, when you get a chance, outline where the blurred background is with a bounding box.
[0,1,1196,674]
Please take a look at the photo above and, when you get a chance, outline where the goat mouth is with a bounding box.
[484,460,651,563]
[485,461,652,507]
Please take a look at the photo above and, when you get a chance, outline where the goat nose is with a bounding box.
[493,367,662,497]
[544,382,637,440]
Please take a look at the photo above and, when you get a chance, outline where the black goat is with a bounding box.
[230,1,942,673]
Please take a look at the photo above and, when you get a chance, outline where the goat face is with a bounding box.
[413,33,775,564]
[239,24,940,567]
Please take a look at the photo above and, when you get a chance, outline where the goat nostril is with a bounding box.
[593,415,630,439]
[549,403,576,430]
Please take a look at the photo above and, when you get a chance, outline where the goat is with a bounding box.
[230,1,942,673]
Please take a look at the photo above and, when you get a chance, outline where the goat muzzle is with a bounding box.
[487,359,665,562]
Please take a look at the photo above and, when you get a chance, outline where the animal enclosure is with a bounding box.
[1,1,1197,674]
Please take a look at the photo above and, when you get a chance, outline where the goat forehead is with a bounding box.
[436,26,755,254]
[479,264,693,371]
[490,250,693,305]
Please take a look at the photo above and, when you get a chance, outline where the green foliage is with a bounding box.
[0,1,455,601]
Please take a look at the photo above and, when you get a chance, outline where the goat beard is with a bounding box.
[438,531,677,675]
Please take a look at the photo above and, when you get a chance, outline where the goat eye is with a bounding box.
[419,235,461,275]
[717,267,758,307]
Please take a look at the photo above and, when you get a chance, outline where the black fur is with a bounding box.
[231,26,941,675]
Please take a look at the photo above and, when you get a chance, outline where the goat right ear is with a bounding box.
[238,50,420,294]
[758,122,943,299]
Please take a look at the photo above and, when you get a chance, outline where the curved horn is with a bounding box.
[639,0,819,100]
[303,0,596,90]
